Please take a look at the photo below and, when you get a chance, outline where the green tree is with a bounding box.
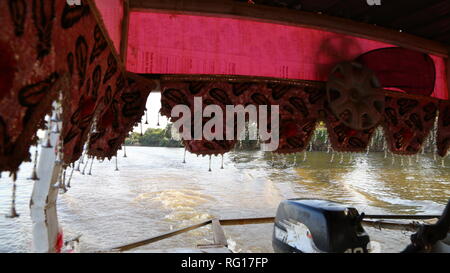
[125,124,183,147]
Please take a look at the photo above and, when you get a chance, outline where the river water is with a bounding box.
[0,147,449,253]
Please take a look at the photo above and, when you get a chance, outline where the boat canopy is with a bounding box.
[0,0,450,174]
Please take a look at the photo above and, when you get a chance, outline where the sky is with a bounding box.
[132,92,169,133]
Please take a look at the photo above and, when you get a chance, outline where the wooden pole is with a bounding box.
[447,55,450,99]
[363,214,440,220]
[120,0,130,64]
[101,215,447,252]
[108,219,213,252]
[361,219,423,233]
[30,111,62,253]
[219,217,275,226]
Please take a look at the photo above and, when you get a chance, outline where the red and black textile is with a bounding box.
[324,106,376,153]
[356,47,436,97]
[270,84,325,154]
[88,75,155,159]
[0,0,61,173]
[55,0,129,164]
[437,101,450,157]
[0,0,136,172]
[161,78,446,156]
[161,80,327,155]
[162,80,240,156]
[382,95,438,155]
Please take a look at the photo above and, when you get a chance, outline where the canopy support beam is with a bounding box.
[447,55,450,99]
[121,0,130,63]
[129,0,448,57]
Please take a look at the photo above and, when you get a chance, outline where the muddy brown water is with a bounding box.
[0,147,449,253]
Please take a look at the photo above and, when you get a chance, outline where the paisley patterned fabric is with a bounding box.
[0,0,156,172]
[0,0,61,173]
[325,105,376,153]
[88,74,155,159]
[161,78,446,156]
[270,84,324,154]
[55,0,127,164]
[437,101,450,157]
[383,95,437,155]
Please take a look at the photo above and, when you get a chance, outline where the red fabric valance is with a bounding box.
[160,77,445,156]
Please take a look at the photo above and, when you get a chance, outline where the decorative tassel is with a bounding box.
[43,116,53,149]
[208,155,212,172]
[115,156,119,171]
[6,177,20,218]
[123,145,127,158]
[43,130,52,148]
[157,111,160,127]
[82,157,89,175]
[80,151,85,164]
[140,122,143,136]
[145,110,149,125]
[60,169,68,194]
[88,158,94,175]
[67,164,74,188]
[28,149,39,181]
[183,148,187,164]
[221,155,224,170]
[75,159,81,172]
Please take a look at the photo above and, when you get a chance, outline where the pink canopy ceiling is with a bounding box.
[95,0,124,52]
[125,11,449,100]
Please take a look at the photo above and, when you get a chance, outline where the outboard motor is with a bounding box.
[273,199,370,253]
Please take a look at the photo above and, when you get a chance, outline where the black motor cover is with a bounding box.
[273,199,370,253]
